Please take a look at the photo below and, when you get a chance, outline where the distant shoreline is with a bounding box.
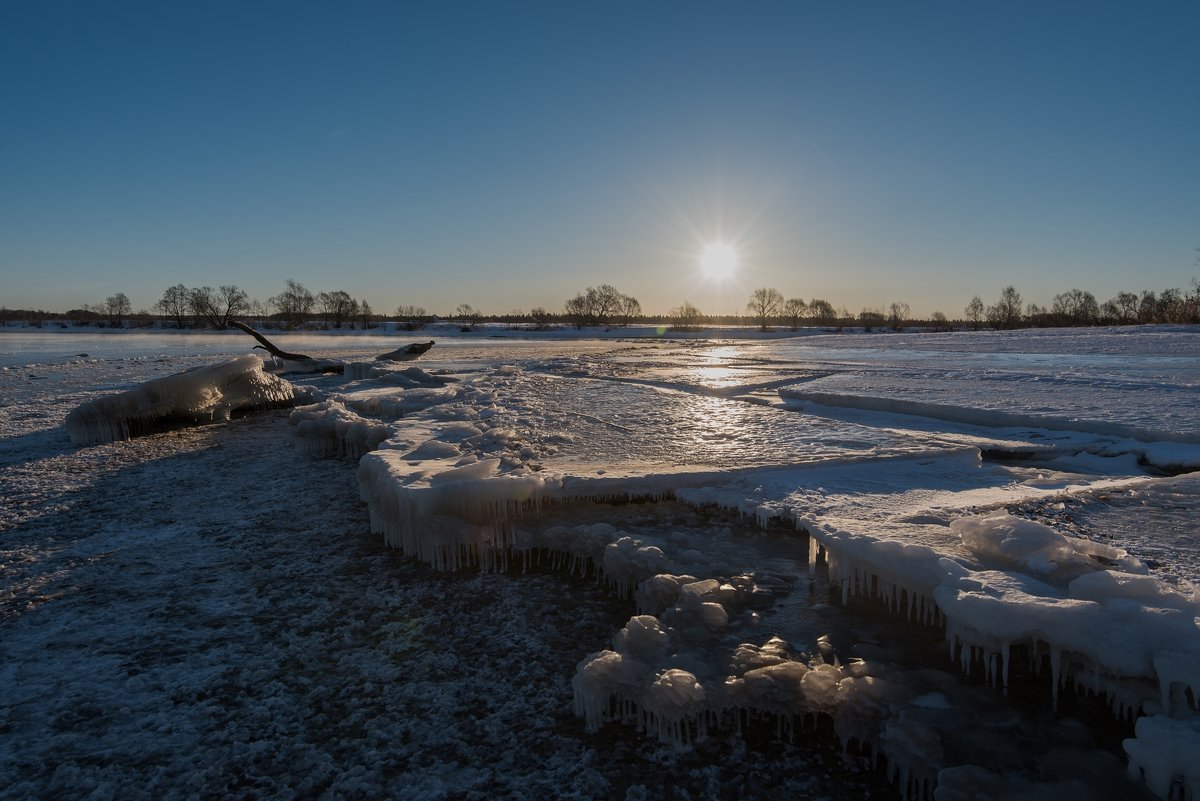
[6,319,1198,344]
[0,320,838,342]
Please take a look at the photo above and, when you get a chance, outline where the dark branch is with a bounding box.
[228,320,316,362]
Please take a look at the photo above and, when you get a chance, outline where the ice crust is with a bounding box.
[343,354,1200,801]
[772,327,1200,440]
[65,355,294,444]
[41,331,1199,800]
[780,388,1200,451]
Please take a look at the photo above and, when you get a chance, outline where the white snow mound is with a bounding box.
[65,355,294,445]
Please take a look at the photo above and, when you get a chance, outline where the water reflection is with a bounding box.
[689,365,744,387]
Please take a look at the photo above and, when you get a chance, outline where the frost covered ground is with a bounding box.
[2,325,1198,800]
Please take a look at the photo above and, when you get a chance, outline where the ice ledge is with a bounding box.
[356,444,1198,800]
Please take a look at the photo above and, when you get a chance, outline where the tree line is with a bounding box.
[961,285,1200,330]
[5,275,1199,333]
[153,280,381,330]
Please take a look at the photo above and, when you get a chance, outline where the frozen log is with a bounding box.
[65,355,295,445]
[375,341,435,361]
[230,321,434,372]
[228,320,313,361]
[229,320,343,373]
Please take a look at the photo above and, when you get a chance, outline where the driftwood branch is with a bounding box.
[229,320,316,362]
[230,321,434,371]
[376,341,435,361]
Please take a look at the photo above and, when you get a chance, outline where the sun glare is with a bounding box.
[700,242,738,279]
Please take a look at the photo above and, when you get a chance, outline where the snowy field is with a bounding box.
[2,326,1198,800]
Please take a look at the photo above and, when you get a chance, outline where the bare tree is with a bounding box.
[564,294,590,329]
[395,304,427,330]
[807,298,836,327]
[317,290,357,328]
[783,298,808,331]
[1050,288,1099,326]
[1106,291,1139,324]
[104,293,131,327]
[746,288,783,331]
[617,293,642,327]
[270,279,315,329]
[986,286,1023,330]
[1157,287,1187,323]
[590,285,622,326]
[529,307,555,330]
[358,299,374,329]
[1025,303,1049,327]
[564,285,638,328]
[395,304,426,319]
[1137,291,1158,324]
[189,288,215,327]
[670,301,703,331]
[189,285,249,329]
[888,301,910,331]
[155,284,190,329]
[246,298,269,324]
[859,308,884,332]
[929,311,949,332]
[456,303,482,330]
[964,296,985,331]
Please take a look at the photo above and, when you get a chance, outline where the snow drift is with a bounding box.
[65,355,295,445]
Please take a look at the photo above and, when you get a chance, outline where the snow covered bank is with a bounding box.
[64,355,295,445]
[13,330,1199,801]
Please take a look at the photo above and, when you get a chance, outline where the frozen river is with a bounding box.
[2,325,1198,801]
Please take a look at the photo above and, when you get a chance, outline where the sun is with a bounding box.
[700,242,738,279]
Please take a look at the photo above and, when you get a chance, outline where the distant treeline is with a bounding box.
[3,277,1199,332]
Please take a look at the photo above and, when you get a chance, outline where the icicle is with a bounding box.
[1050,646,1062,709]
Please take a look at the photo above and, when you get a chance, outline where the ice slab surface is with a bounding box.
[6,327,1199,801]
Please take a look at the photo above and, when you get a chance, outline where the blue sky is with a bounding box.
[2,0,1198,318]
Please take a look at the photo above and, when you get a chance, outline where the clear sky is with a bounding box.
[2,0,1198,318]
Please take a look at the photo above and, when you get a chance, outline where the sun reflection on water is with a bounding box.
[685,345,758,388]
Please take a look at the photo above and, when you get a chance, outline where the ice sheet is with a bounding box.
[4,327,1198,801]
